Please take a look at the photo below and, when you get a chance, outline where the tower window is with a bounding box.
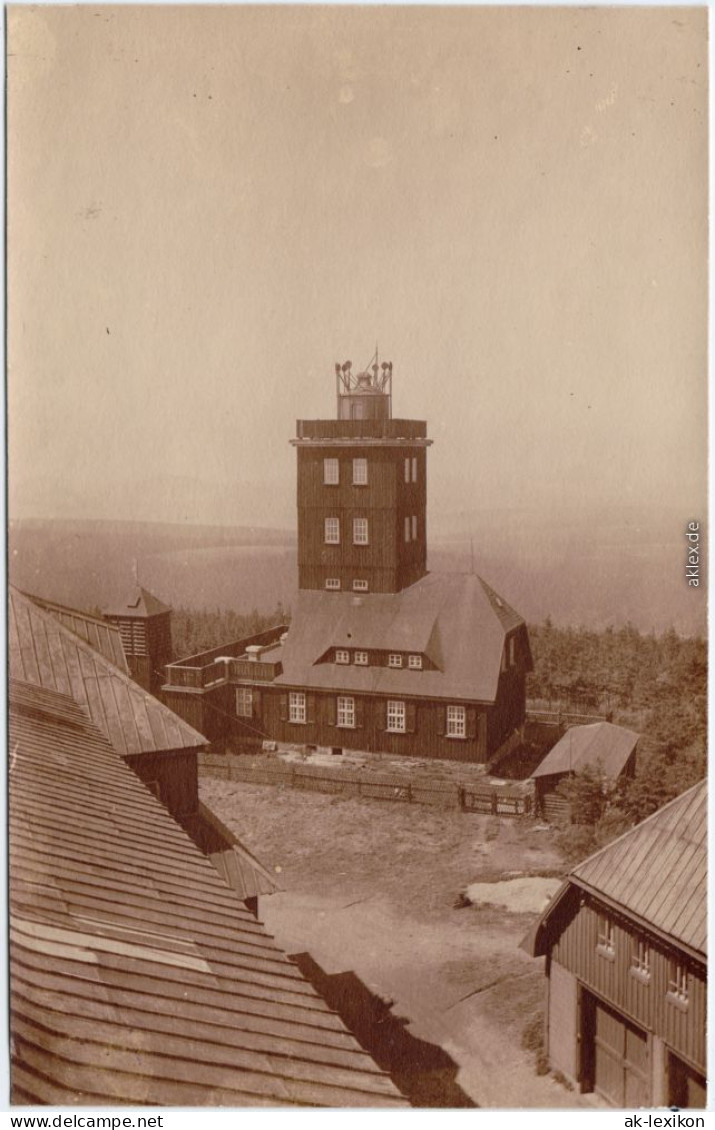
[353,579,368,592]
[337,696,355,728]
[387,700,406,732]
[412,456,417,482]
[446,705,466,738]
[408,654,422,670]
[325,578,341,590]
[236,688,253,717]
[354,651,369,666]
[412,515,417,540]
[404,517,410,543]
[336,649,350,664]
[404,457,410,483]
[353,518,369,545]
[289,692,306,724]
[388,653,403,668]
[324,458,339,485]
[325,518,340,544]
[353,458,368,485]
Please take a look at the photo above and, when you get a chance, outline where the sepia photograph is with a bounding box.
[6,3,708,1113]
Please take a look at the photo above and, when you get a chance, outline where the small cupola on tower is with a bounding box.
[103,584,173,696]
[292,352,432,595]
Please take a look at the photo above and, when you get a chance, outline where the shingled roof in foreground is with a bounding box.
[9,679,407,1107]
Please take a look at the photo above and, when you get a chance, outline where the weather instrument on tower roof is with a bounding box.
[335,347,393,420]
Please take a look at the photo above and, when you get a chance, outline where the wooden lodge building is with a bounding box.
[524,781,707,1108]
[164,358,532,764]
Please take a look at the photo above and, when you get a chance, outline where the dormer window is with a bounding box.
[353,579,368,592]
[388,653,403,668]
[408,655,422,670]
[336,649,350,664]
[324,458,339,485]
[325,578,341,590]
[354,651,368,666]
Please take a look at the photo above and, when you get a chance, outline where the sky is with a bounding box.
[8,5,708,531]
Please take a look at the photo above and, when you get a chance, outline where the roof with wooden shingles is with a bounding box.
[531,721,639,781]
[22,591,129,672]
[9,585,206,756]
[527,780,707,962]
[9,680,407,1108]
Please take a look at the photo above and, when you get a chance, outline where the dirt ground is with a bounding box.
[200,778,598,1109]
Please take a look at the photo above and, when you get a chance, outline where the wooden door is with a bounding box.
[589,995,650,1107]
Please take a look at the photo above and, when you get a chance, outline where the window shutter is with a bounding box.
[377,699,387,730]
[253,690,262,718]
[406,701,417,733]
[355,698,364,728]
[437,707,446,737]
[306,694,316,724]
[467,708,477,740]
[279,694,288,722]
[327,697,336,726]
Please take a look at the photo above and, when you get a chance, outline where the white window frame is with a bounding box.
[236,687,253,717]
[354,651,369,666]
[336,649,350,665]
[387,700,406,733]
[446,704,466,738]
[352,458,368,485]
[597,914,615,957]
[388,653,403,668]
[325,517,340,544]
[337,696,355,729]
[411,456,417,482]
[412,515,417,540]
[404,457,410,483]
[353,579,369,592]
[408,654,422,670]
[631,938,651,981]
[325,578,341,590]
[404,516,410,542]
[289,692,306,724]
[323,458,339,485]
[668,961,689,1004]
[353,518,369,545]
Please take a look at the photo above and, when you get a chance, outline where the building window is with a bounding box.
[353,579,369,592]
[325,578,341,590]
[597,913,615,957]
[324,458,339,485]
[388,653,403,668]
[336,649,350,664]
[353,458,368,485]
[668,961,689,1004]
[408,654,422,670]
[325,517,340,544]
[387,700,406,732]
[404,457,410,483]
[404,516,410,542]
[411,456,417,482]
[337,696,355,728]
[412,515,417,540]
[631,938,651,980]
[353,518,369,545]
[354,651,368,666]
[236,688,253,717]
[289,692,306,724]
[446,705,466,738]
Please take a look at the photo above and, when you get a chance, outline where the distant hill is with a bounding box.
[8,511,706,636]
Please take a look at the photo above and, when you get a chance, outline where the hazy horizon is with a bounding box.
[8,6,707,532]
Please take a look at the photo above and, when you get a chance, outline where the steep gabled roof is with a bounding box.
[531,722,639,780]
[23,591,129,672]
[276,571,530,703]
[104,585,171,618]
[526,781,707,961]
[9,586,205,756]
[9,680,407,1108]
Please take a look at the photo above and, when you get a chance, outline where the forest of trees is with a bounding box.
[171,604,290,659]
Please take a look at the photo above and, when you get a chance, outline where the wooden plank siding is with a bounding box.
[551,892,706,1074]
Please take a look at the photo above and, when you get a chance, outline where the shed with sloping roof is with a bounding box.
[531,722,639,822]
[522,781,706,1108]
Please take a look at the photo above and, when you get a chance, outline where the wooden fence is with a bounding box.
[199,753,534,816]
